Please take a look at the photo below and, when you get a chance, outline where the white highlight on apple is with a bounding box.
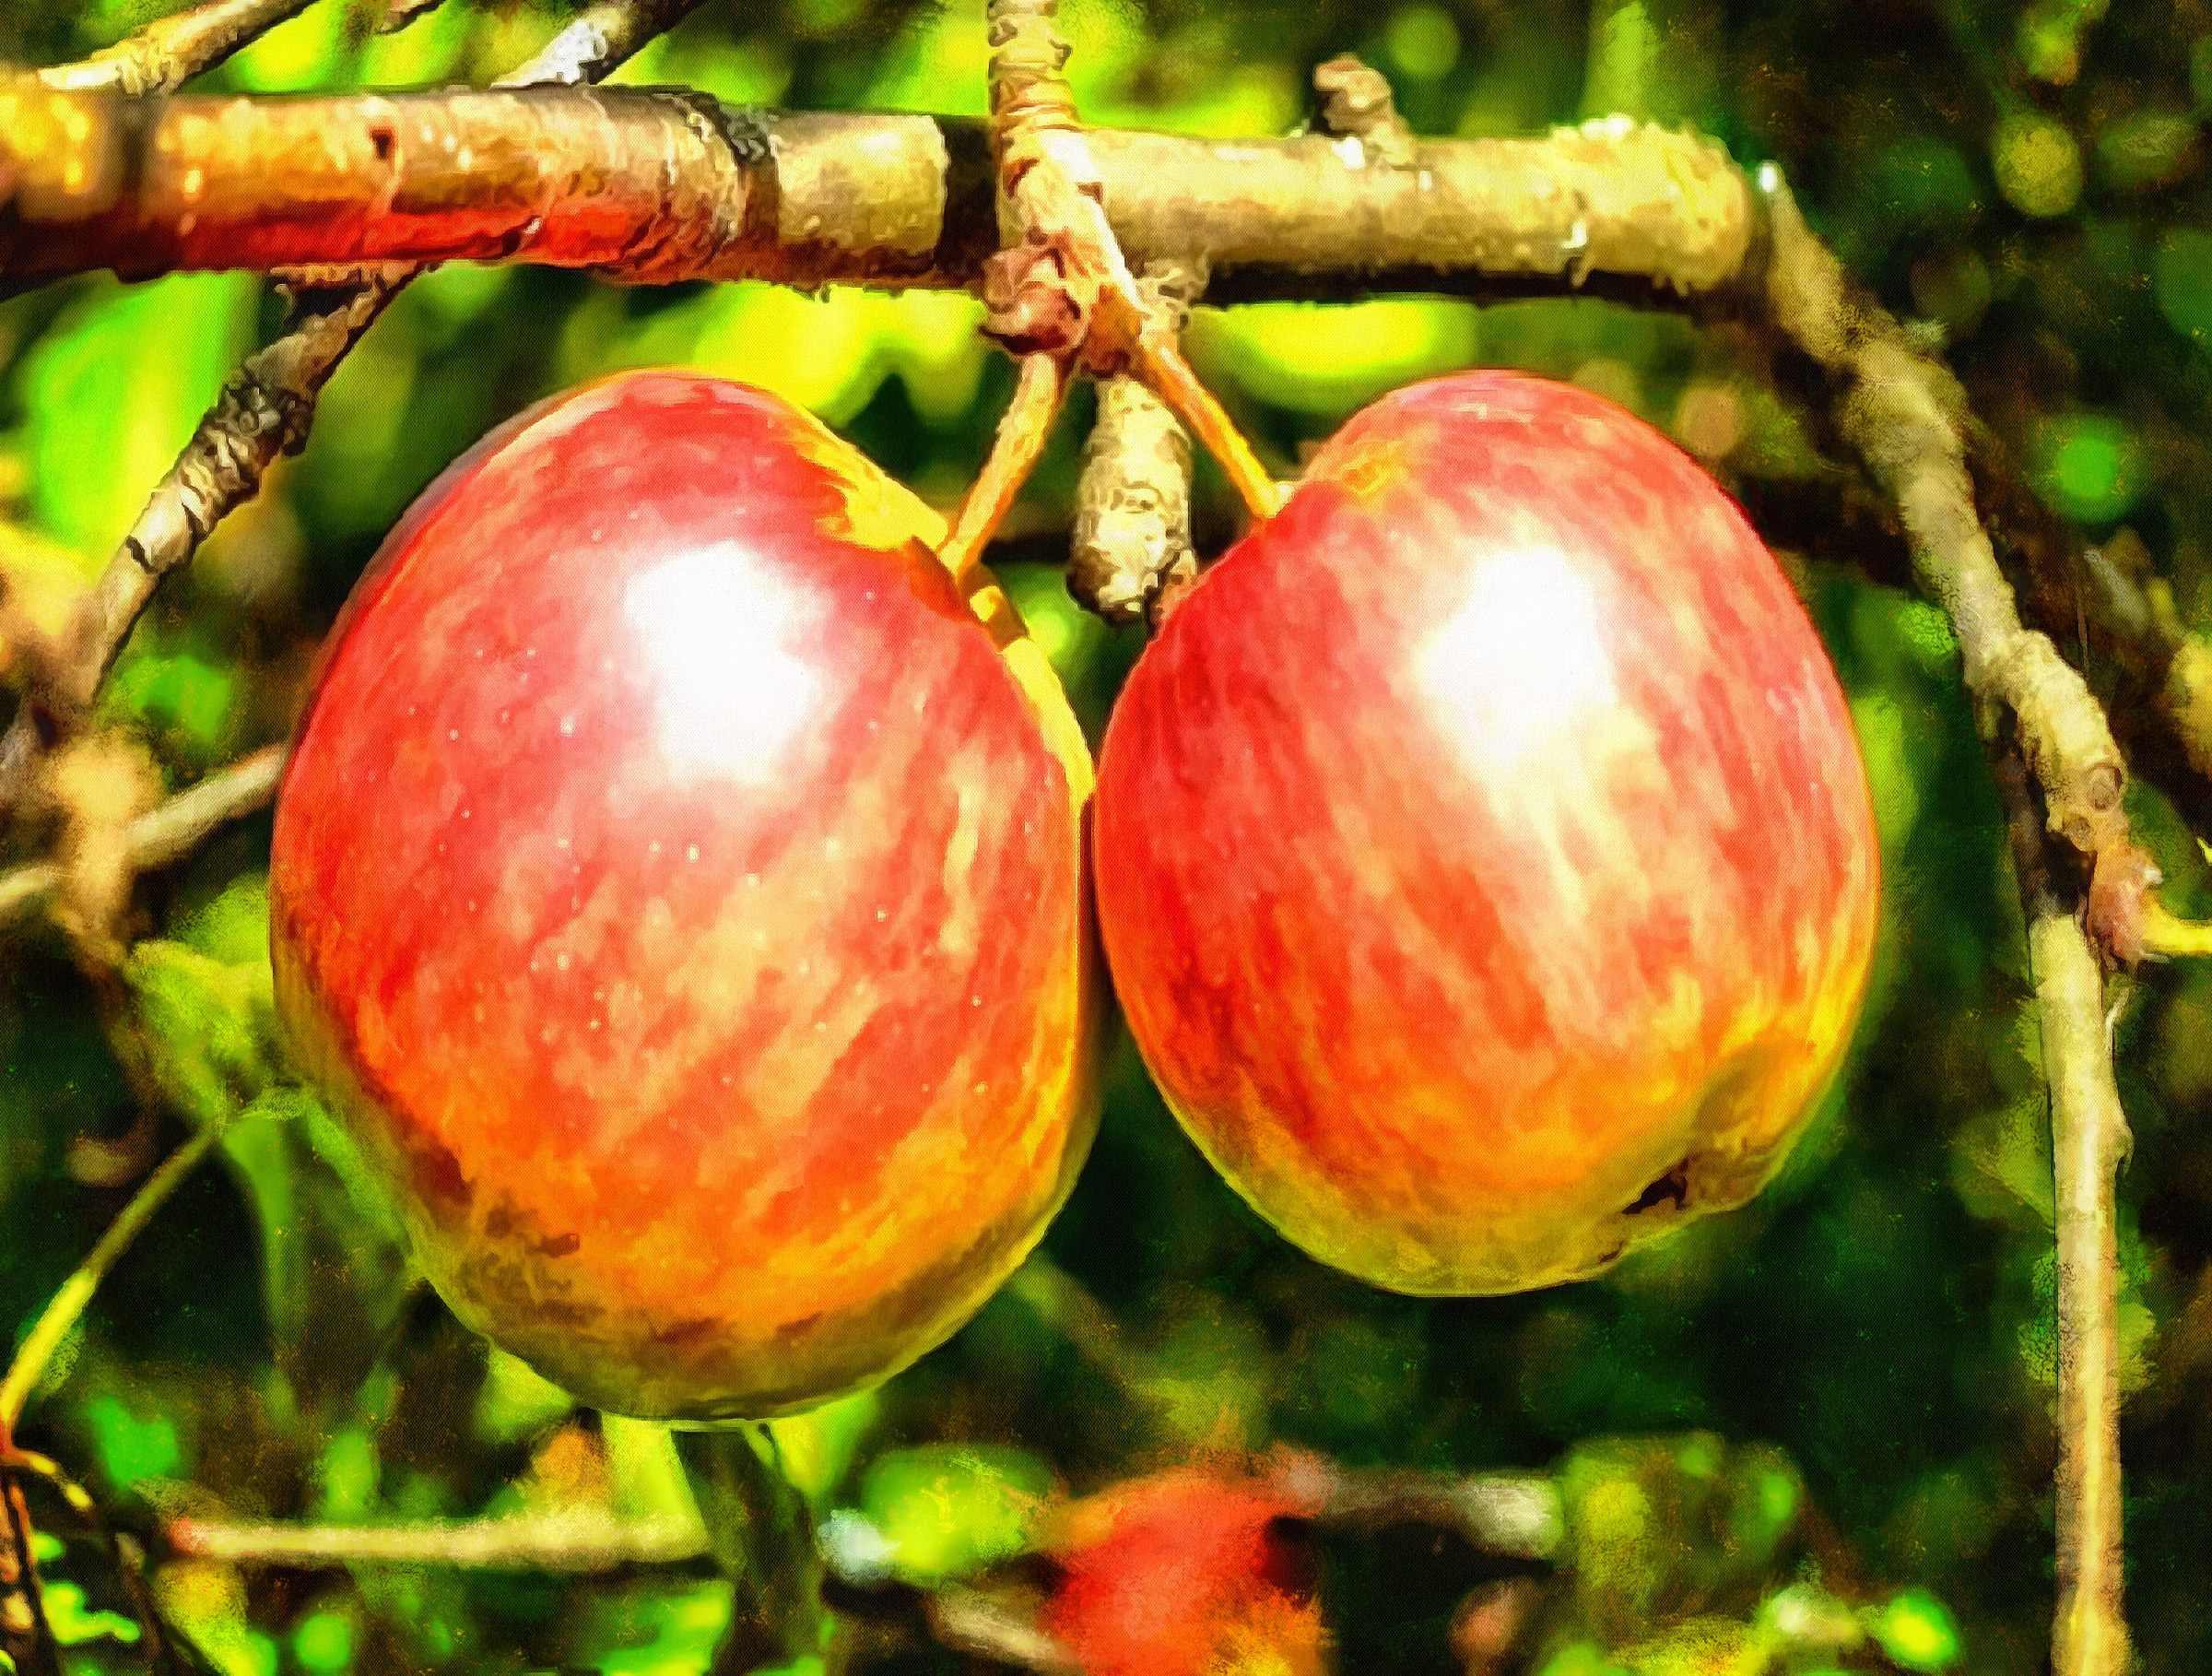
[1417,542,1620,778]
[624,540,824,782]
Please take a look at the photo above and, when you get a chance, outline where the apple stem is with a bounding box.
[1126,329,1290,523]
[936,351,1071,584]
[973,0,1287,559]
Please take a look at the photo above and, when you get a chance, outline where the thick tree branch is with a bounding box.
[0,745,283,935]
[15,77,2203,861]
[0,0,701,820]
[34,0,317,96]
[1,90,1753,300]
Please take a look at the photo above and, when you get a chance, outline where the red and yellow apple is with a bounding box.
[269,371,1099,1419]
[1092,372,1879,1294]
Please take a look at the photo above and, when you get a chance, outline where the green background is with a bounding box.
[4,0,2212,1670]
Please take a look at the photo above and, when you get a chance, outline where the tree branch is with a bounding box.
[1069,265,1198,624]
[34,0,317,96]
[1997,749,2132,1676]
[0,745,283,936]
[0,0,702,821]
[15,74,2206,871]
[1748,157,2140,1676]
[1,90,1753,300]
[1750,171,2156,957]
[168,1507,709,1572]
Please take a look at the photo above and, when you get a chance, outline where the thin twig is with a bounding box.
[168,1508,709,1571]
[0,0,704,822]
[163,1453,1562,1579]
[35,0,317,95]
[0,1446,192,1672]
[1278,1453,1564,1563]
[927,1589,1078,1674]
[0,1422,61,1676]
[0,745,284,936]
[0,1121,230,1429]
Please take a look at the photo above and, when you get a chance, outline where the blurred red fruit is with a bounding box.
[1044,1466,1327,1676]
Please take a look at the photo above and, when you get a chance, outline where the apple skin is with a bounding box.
[269,371,1100,1420]
[1092,372,1878,1295]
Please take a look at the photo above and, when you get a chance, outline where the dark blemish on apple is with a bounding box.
[1622,1162,1691,1216]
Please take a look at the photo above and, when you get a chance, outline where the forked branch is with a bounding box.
[34,0,316,95]
[0,0,705,820]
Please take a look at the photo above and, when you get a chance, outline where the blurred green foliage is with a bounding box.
[6,0,2212,1671]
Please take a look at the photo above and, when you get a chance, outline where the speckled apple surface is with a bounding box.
[270,371,1100,1419]
[1093,372,1879,1295]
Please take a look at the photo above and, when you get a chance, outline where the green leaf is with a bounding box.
[1191,299,1480,418]
[289,1607,354,1675]
[1991,112,2083,218]
[761,1388,879,1505]
[1559,1434,1806,1642]
[2154,230,2212,345]
[101,647,244,764]
[580,1580,732,1676]
[474,1347,578,1446]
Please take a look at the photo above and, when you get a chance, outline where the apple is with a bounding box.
[269,371,1100,1419]
[1043,1466,1326,1676]
[1092,372,1879,1294]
